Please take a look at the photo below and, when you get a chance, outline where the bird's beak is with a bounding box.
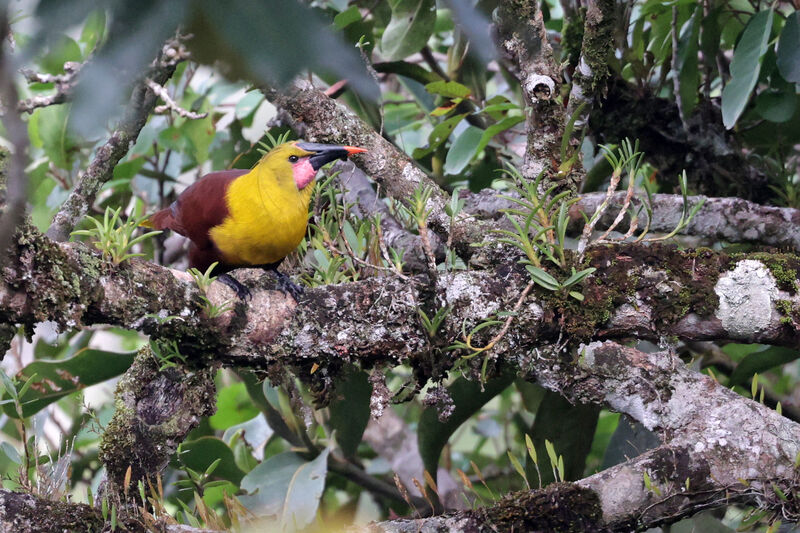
[296,142,367,171]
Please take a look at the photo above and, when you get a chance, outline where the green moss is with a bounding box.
[561,7,586,67]
[99,346,216,494]
[475,483,603,532]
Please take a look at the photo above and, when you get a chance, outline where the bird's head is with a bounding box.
[263,141,367,190]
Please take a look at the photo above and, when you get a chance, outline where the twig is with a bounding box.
[463,281,535,354]
[17,61,83,114]
[146,78,208,119]
[327,452,433,513]
[0,13,30,268]
[45,37,187,242]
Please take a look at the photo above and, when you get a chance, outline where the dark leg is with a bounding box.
[271,268,304,300]
[218,273,251,301]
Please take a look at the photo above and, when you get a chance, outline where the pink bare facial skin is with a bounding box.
[292,158,317,189]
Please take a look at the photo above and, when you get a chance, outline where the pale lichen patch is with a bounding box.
[715,260,778,336]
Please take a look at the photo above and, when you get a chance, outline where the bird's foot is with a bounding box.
[218,273,251,301]
[273,270,304,301]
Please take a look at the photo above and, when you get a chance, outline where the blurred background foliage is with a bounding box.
[0,0,799,531]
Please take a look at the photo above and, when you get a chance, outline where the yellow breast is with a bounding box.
[209,167,313,267]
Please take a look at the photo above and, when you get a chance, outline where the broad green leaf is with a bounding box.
[32,104,79,170]
[418,373,514,478]
[412,113,468,159]
[601,416,657,469]
[179,437,246,484]
[280,448,329,530]
[425,80,471,99]
[333,5,362,29]
[381,0,437,61]
[2,349,136,418]
[525,390,600,486]
[240,448,330,530]
[676,6,701,117]
[182,114,215,164]
[0,442,21,465]
[38,36,82,75]
[222,414,273,454]
[328,367,372,457]
[755,77,797,123]
[721,10,774,129]
[728,346,800,387]
[777,11,800,83]
[443,125,482,175]
[235,90,264,119]
[79,10,107,53]
[209,382,261,430]
[473,115,525,157]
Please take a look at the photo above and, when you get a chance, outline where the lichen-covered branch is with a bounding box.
[565,0,615,173]
[494,0,569,191]
[5,223,800,375]
[45,38,187,242]
[99,346,216,492]
[571,192,800,251]
[368,340,800,531]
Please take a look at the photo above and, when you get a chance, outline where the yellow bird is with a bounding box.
[143,141,366,298]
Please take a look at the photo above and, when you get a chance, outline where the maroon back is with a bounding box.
[156,169,251,270]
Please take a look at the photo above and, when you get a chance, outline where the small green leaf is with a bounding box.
[179,437,245,485]
[425,80,471,99]
[562,267,597,287]
[568,291,585,301]
[525,265,560,291]
[507,451,529,488]
[412,113,468,159]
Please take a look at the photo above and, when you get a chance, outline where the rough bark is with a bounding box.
[0,489,219,532]
[364,340,800,531]
[99,346,217,492]
[494,0,571,192]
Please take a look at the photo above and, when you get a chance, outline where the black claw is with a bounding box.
[273,270,304,300]
[218,273,251,301]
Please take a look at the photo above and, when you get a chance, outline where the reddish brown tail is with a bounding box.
[140,207,175,230]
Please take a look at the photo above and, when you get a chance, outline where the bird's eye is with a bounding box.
[288,155,299,163]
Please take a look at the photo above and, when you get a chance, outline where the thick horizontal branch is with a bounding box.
[461,188,800,253]
[4,223,800,371]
